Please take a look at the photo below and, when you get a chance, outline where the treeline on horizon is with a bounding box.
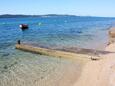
[0,14,115,19]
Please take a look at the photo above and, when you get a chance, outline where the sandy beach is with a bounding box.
[74,43,115,86]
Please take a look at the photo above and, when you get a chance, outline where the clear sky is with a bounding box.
[0,0,115,17]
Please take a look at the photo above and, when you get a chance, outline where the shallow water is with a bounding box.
[0,16,115,86]
[0,50,84,86]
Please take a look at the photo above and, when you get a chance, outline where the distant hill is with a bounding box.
[0,14,77,18]
[0,14,33,18]
[0,14,115,19]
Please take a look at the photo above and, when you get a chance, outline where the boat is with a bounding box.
[19,24,28,30]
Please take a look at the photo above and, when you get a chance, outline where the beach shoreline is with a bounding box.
[73,42,115,86]
[0,17,115,86]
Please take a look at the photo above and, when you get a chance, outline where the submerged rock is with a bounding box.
[3,65,8,69]
[2,53,10,57]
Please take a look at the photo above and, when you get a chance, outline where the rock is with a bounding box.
[3,65,8,69]
[108,27,115,44]
[90,56,100,61]
[2,53,10,57]
[109,27,115,38]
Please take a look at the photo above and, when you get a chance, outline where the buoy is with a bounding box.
[19,24,28,30]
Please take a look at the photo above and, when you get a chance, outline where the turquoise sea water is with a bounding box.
[0,16,115,86]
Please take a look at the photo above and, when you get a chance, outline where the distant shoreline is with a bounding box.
[0,14,115,18]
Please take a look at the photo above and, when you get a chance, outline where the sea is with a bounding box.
[0,15,115,86]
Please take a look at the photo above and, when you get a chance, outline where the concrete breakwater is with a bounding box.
[15,44,97,60]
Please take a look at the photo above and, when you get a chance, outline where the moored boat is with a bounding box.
[19,24,28,30]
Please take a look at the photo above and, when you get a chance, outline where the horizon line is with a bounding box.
[0,13,115,18]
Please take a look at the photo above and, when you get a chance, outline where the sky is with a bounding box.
[0,0,115,17]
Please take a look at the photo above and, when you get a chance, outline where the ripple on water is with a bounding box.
[0,51,84,86]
